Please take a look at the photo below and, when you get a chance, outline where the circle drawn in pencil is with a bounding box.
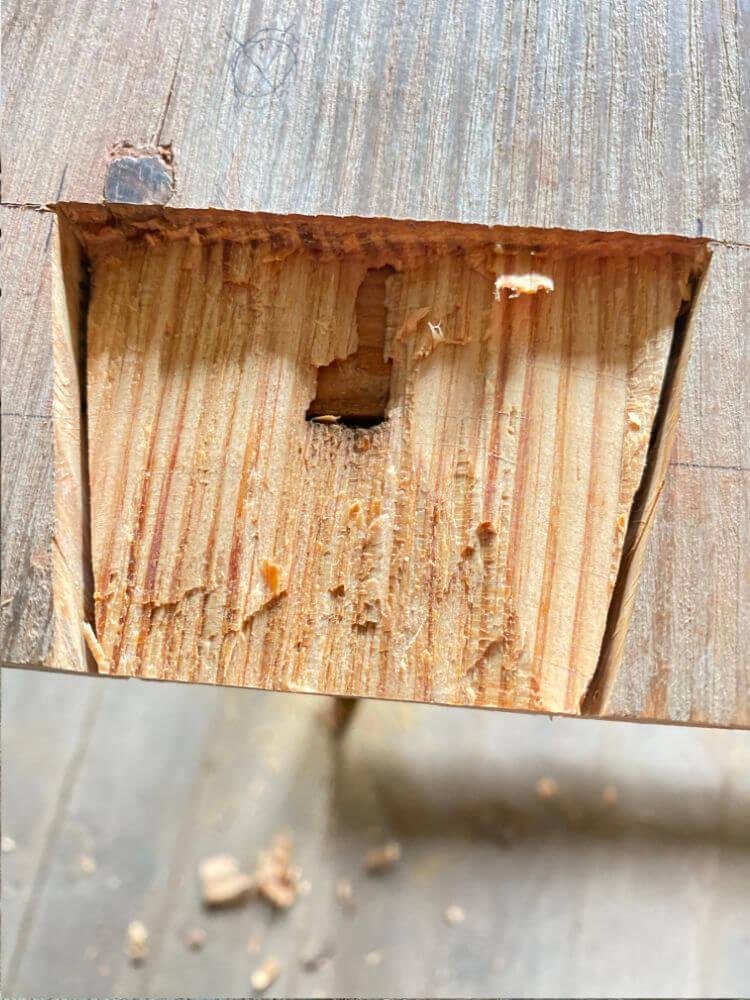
[231,27,299,104]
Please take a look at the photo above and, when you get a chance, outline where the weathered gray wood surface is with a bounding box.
[4,0,747,240]
[0,209,55,666]
[2,669,749,996]
[1,0,747,726]
[605,245,750,725]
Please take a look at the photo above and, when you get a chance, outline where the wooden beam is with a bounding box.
[0,208,89,674]
[1,0,747,727]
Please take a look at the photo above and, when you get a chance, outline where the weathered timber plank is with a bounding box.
[1,209,55,665]
[601,247,750,726]
[2,1,746,242]
[0,208,89,672]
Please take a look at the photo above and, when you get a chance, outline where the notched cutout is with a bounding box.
[53,204,708,715]
[306,266,394,427]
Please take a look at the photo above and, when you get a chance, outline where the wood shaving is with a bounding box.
[627,411,642,430]
[365,949,384,966]
[82,621,110,673]
[1,836,17,853]
[199,853,254,907]
[535,776,559,800]
[494,272,554,299]
[254,833,299,908]
[79,854,97,874]
[125,920,149,963]
[186,927,206,951]
[251,957,280,992]
[444,904,466,926]
[365,841,401,873]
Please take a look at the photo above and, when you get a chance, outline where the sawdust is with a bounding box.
[125,920,149,964]
[199,853,254,907]
[536,776,560,800]
[365,840,402,873]
[186,927,206,951]
[255,833,300,909]
[251,957,280,992]
[444,904,466,926]
[335,878,355,910]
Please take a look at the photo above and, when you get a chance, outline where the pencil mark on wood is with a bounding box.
[229,27,299,106]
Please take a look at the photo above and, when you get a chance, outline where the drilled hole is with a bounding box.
[306,266,394,427]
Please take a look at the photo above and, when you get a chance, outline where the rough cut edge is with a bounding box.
[47,216,92,673]
[58,203,709,261]
[581,261,709,718]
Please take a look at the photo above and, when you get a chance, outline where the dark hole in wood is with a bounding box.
[306,266,394,427]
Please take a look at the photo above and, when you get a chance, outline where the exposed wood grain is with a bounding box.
[83,213,702,713]
[1,0,747,726]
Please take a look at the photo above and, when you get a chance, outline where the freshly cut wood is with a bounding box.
[80,209,705,715]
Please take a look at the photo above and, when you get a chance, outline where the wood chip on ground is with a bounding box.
[185,927,206,950]
[125,920,149,963]
[254,833,299,908]
[335,878,355,909]
[251,957,281,992]
[199,853,254,907]
[364,841,401,873]
[444,904,466,926]
[535,776,560,799]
